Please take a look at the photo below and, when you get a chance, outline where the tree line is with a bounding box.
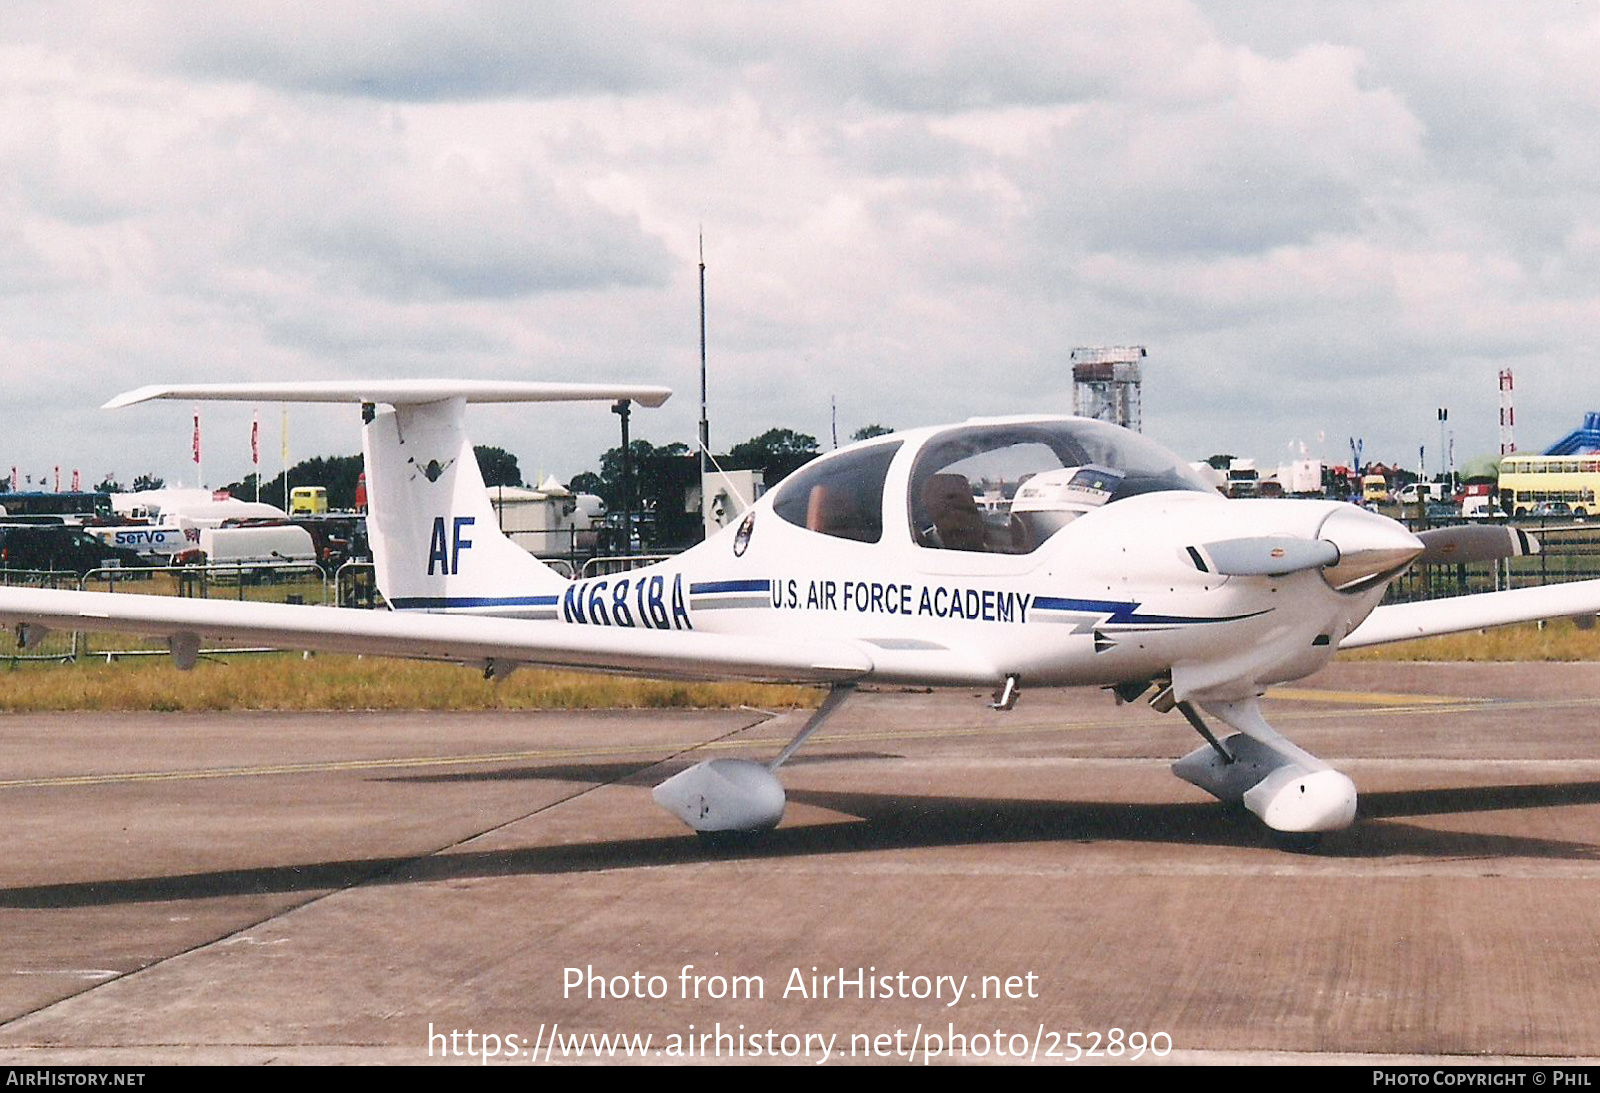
[37,425,894,549]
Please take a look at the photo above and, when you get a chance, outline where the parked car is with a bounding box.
[0,524,151,575]
[1527,501,1584,521]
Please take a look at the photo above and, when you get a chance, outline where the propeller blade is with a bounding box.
[1188,537,1341,577]
[1415,525,1539,565]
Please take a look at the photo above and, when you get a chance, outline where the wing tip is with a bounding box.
[102,386,168,410]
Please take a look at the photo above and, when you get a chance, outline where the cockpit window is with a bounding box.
[909,421,1211,553]
[772,441,902,543]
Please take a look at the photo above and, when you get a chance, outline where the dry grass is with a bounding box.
[1337,618,1600,662]
[0,654,823,713]
[0,618,1594,713]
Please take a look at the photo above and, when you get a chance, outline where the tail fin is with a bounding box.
[105,379,672,615]
[364,397,568,612]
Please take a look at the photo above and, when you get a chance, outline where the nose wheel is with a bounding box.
[1273,832,1325,853]
[1168,695,1357,840]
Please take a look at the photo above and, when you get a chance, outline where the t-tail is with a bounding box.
[105,380,672,615]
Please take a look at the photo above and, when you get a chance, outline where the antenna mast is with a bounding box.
[699,232,709,485]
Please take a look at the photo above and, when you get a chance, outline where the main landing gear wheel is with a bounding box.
[694,829,768,851]
[1272,831,1325,854]
[654,685,856,838]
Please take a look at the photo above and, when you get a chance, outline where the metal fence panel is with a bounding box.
[579,554,676,578]
[75,562,330,660]
[0,569,80,661]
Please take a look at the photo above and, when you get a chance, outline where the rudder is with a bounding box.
[363,398,568,614]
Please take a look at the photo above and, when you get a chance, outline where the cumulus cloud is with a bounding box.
[2,1,1598,486]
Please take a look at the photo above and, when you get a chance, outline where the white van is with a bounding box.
[87,525,198,561]
[1396,482,1449,505]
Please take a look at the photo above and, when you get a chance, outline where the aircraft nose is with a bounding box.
[1316,507,1425,592]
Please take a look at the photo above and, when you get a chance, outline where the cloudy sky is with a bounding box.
[3,1,1598,491]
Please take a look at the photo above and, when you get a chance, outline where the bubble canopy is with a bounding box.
[771,418,1213,553]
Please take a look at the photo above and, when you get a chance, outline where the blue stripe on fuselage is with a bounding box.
[1032,596,1270,626]
[689,579,772,595]
[390,594,560,610]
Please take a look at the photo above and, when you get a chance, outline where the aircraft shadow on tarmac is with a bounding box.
[381,752,906,786]
[4,774,1600,910]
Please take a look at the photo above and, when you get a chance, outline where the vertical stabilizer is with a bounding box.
[363,398,568,614]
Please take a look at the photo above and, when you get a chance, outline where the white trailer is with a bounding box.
[1276,459,1325,497]
[489,478,606,558]
[199,524,316,565]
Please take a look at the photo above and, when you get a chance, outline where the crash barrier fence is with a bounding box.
[579,554,675,578]
[500,526,589,571]
[0,562,342,662]
[4,525,1598,662]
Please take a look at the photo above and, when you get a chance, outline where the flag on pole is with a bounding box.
[281,404,289,511]
[251,410,261,501]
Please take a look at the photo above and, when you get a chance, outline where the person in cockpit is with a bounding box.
[918,473,988,551]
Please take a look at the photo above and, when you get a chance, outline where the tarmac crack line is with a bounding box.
[0,710,780,1039]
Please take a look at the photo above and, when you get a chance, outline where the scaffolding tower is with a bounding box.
[1071,346,1146,432]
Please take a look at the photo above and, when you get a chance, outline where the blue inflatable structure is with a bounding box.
[1544,412,1600,455]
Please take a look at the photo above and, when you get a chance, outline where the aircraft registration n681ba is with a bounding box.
[4,380,1598,847]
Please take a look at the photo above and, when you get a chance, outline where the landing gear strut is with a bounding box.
[1169,695,1357,837]
[653,684,856,836]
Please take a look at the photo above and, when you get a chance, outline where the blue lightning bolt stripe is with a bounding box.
[1032,597,1271,626]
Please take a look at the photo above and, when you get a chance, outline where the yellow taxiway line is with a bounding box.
[9,690,1600,791]
[1265,687,1473,706]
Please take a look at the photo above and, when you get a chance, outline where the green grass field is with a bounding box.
[0,620,1592,713]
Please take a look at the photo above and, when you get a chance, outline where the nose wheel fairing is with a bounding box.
[1171,696,1357,834]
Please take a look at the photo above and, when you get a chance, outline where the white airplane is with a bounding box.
[3,380,1596,847]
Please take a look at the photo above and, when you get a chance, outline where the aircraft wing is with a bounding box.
[1341,577,1600,648]
[0,587,871,684]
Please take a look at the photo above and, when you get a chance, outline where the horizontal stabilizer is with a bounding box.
[1414,524,1538,565]
[104,380,671,410]
[1188,536,1340,577]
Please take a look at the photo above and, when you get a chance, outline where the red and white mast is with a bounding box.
[1499,369,1516,455]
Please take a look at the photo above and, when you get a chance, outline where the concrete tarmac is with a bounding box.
[2,661,1600,1065]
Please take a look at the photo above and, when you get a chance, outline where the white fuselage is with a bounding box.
[539,490,1389,703]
